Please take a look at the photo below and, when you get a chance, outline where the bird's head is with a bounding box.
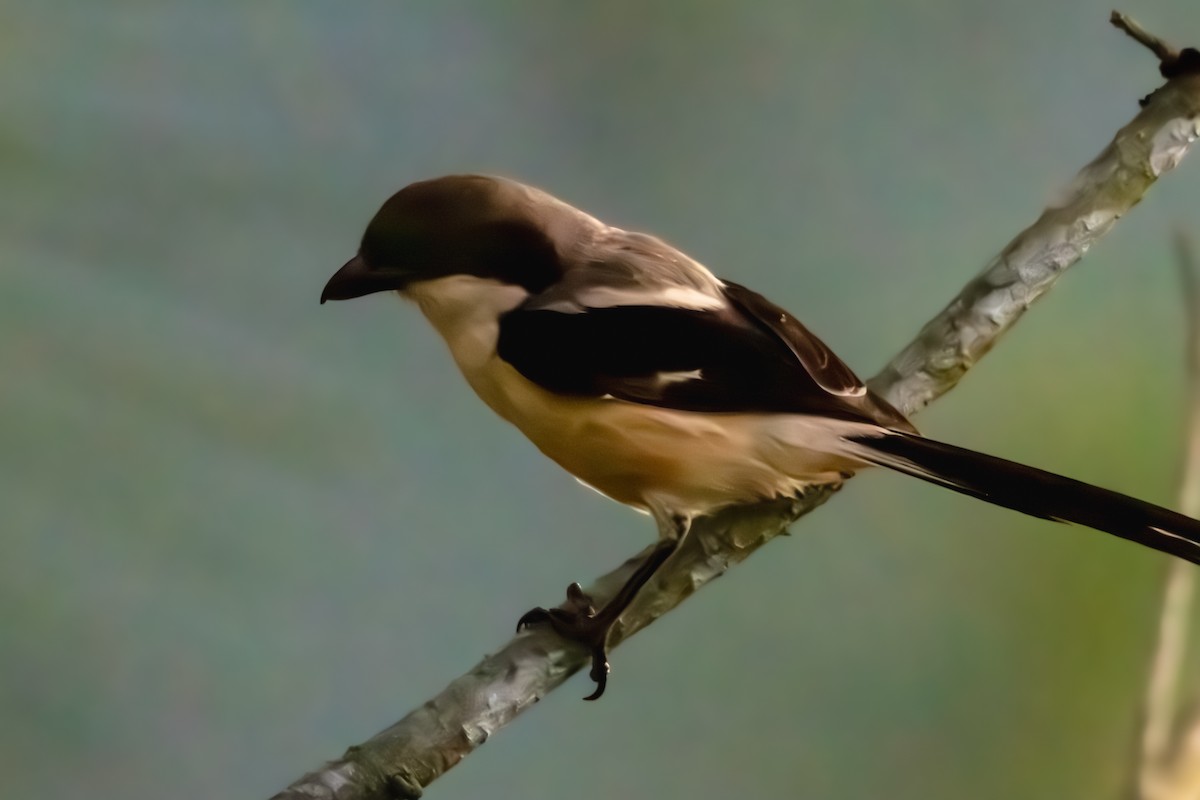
[321,175,574,304]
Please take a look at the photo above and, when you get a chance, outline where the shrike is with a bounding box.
[323,174,1200,699]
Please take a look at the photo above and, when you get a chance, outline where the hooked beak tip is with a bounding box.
[321,254,409,303]
[321,254,369,304]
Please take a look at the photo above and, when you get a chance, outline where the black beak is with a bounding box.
[320,255,408,304]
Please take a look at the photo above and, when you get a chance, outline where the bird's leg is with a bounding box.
[516,521,685,700]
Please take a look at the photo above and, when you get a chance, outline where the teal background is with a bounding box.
[5,2,1200,798]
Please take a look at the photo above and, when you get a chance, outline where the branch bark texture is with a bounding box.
[274,15,1200,800]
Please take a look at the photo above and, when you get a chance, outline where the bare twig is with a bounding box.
[1112,11,1178,64]
[1112,11,1200,85]
[273,15,1200,800]
[1137,230,1200,800]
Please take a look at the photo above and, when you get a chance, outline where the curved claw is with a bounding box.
[583,649,610,701]
[516,607,551,633]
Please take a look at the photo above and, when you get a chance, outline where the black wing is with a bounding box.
[497,279,912,429]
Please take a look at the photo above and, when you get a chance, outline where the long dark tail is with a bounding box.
[844,430,1200,565]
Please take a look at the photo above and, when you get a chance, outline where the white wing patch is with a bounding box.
[1150,526,1200,551]
[540,285,725,313]
[655,369,703,386]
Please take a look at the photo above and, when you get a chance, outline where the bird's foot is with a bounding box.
[516,538,678,700]
[517,582,612,700]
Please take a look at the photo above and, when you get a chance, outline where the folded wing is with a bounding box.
[497,232,910,428]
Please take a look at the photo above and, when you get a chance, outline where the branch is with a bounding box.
[273,15,1200,800]
[1112,11,1200,81]
[1112,11,1179,67]
[1136,230,1200,800]
[875,13,1200,414]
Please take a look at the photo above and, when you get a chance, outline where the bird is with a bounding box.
[322,174,1200,700]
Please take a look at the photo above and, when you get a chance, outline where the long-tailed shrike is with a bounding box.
[322,174,1200,699]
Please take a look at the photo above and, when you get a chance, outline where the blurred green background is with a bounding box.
[5,2,1200,798]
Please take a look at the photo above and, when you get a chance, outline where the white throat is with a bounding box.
[403,275,530,371]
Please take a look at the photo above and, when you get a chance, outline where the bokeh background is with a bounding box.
[6,2,1200,798]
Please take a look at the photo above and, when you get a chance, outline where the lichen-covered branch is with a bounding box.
[272,15,1200,800]
[871,19,1200,413]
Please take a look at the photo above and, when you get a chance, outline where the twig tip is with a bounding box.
[1110,10,1183,71]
